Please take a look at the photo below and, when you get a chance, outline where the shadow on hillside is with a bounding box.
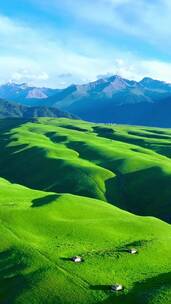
[95,271,171,304]
[0,139,107,200]
[90,285,111,291]
[0,248,27,303]
[66,140,127,207]
[67,139,171,223]
[0,118,30,133]
[1,121,171,223]
[122,239,150,248]
[93,126,150,148]
[143,128,171,136]
[105,165,171,223]
[93,125,171,158]
[116,239,151,254]
[45,131,68,143]
[32,194,60,207]
[60,124,88,132]
[66,140,100,161]
[104,159,128,210]
[128,130,171,140]
[60,257,73,261]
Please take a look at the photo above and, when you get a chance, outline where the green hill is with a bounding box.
[0,98,77,119]
[0,118,171,304]
[1,118,171,222]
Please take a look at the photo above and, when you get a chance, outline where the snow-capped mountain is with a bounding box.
[1,76,171,126]
[42,75,171,127]
[44,75,171,110]
[0,82,59,105]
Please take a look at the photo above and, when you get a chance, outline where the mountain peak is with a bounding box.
[26,88,48,99]
[140,77,170,85]
[107,74,123,82]
[140,77,154,82]
[140,77,171,91]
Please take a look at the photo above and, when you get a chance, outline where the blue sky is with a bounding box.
[1,0,171,87]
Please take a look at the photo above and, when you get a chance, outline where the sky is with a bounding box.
[1,0,171,88]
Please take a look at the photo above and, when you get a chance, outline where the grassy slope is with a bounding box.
[0,177,171,304]
[0,118,171,304]
[0,118,171,221]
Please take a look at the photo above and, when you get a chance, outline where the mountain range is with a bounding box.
[0,98,77,119]
[0,82,58,104]
[1,76,171,126]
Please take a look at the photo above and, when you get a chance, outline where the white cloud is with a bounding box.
[140,60,171,83]
[1,13,171,88]
[108,57,171,84]
[32,0,171,50]
[11,70,49,83]
[0,15,101,87]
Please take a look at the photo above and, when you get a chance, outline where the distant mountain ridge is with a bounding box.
[0,98,77,119]
[1,76,171,126]
[2,76,171,104]
[44,75,171,127]
[0,82,59,105]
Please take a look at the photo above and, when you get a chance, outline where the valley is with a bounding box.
[0,118,171,304]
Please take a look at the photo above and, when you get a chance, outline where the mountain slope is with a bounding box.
[66,97,171,127]
[44,76,152,108]
[0,98,77,119]
[0,82,59,105]
[44,76,171,126]
[0,177,171,304]
[2,77,171,127]
[0,118,171,304]
[0,118,171,222]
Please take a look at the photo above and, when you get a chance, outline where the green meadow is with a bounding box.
[0,117,171,304]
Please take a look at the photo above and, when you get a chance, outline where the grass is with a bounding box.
[0,117,171,303]
[1,118,171,221]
